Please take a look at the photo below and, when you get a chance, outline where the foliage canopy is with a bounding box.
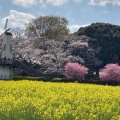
[77,22,120,65]
[25,16,69,40]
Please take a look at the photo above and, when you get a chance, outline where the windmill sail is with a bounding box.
[4,19,8,31]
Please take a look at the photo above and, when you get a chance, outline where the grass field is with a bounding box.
[0,80,120,120]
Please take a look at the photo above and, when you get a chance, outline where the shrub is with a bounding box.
[99,63,120,81]
[13,76,46,81]
[64,62,89,80]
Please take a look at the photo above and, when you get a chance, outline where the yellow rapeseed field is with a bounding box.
[0,80,120,120]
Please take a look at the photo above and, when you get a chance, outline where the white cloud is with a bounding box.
[47,0,68,6]
[68,24,90,33]
[89,0,120,6]
[2,10,35,29]
[75,0,82,2]
[12,0,39,7]
[11,0,120,7]
[12,0,68,7]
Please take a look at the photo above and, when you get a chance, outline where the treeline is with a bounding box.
[10,17,120,79]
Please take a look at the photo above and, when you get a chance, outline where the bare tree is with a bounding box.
[25,16,69,41]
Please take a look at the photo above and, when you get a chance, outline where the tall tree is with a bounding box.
[25,16,69,40]
[77,22,120,66]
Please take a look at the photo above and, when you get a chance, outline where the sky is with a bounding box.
[0,0,120,34]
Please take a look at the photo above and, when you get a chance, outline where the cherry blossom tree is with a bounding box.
[99,63,120,81]
[11,27,100,78]
[64,62,89,80]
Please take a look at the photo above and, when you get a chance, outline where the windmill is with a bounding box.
[0,19,13,79]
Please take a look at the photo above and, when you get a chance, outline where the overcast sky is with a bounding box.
[0,0,120,34]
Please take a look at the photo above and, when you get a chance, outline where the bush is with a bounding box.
[52,78,63,81]
[64,62,89,80]
[13,76,46,81]
[99,63,120,81]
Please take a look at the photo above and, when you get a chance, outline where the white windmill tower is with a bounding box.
[0,19,13,79]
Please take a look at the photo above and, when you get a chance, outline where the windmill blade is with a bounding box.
[5,28,11,33]
[4,19,8,31]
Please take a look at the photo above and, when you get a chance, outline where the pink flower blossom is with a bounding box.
[64,62,89,79]
[99,63,120,81]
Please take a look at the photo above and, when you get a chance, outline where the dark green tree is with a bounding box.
[77,22,120,66]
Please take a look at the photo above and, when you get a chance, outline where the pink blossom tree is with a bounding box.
[99,63,120,81]
[64,62,89,80]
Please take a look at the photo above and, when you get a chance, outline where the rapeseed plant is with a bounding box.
[0,80,120,120]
